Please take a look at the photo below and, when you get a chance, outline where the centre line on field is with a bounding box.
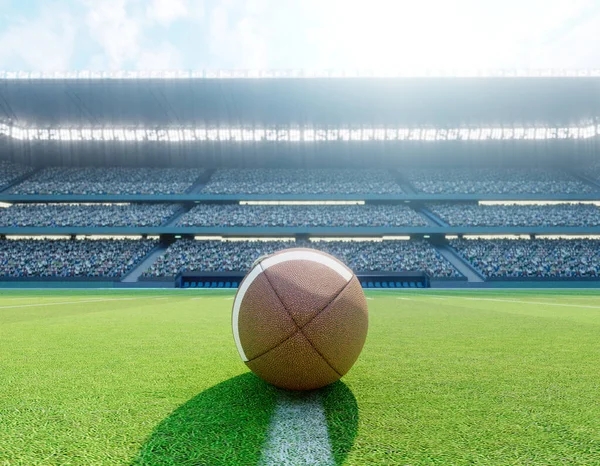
[260,391,334,466]
[0,297,144,310]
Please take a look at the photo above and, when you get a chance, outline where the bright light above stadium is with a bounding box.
[1,123,598,142]
[479,201,600,206]
[239,201,366,206]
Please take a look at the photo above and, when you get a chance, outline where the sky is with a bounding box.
[0,0,599,72]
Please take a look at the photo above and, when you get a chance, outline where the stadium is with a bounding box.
[2,71,600,465]
[2,73,600,288]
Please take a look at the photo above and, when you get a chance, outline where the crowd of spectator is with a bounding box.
[5,201,600,229]
[3,236,600,280]
[0,203,179,227]
[143,240,292,277]
[0,160,33,189]
[11,167,204,195]
[142,239,461,278]
[428,203,600,227]
[202,169,404,194]
[0,239,156,278]
[5,166,598,196]
[581,162,600,182]
[450,238,600,278]
[177,204,427,227]
[407,168,594,194]
[309,240,461,277]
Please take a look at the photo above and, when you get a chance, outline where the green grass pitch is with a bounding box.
[1,289,600,465]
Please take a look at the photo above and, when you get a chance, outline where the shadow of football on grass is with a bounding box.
[133,372,358,465]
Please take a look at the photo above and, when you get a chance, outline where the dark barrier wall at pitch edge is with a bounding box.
[355,271,431,289]
[176,271,431,289]
[177,272,244,290]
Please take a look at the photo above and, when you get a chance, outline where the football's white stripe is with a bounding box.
[232,250,353,363]
[232,265,264,361]
[260,391,334,466]
[261,250,353,282]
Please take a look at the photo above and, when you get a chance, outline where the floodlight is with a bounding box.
[398,129,410,141]
[424,129,436,141]
[1,121,599,143]
[363,129,375,140]
[265,129,278,141]
[409,129,421,141]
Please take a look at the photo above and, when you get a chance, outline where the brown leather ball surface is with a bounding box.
[232,248,369,391]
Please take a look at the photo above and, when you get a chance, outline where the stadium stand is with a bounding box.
[0,203,179,227]
[428,203,600,227]
[11,167,204,195]
[0,160,33,190]
[177,204,427,227]
[143,240,292,277]
[142,240,461,278]
[0,239,156,278]
[1,77,599,287]
[581,163,600,187]
[407,168,594,194]
[450,238,600,278]
[309,240,460,277]
[202,169,404,194]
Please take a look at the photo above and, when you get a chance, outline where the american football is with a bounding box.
[232,248,369,390]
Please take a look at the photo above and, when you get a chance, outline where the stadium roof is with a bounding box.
[1,74,599,129]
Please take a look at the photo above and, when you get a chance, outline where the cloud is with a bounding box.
[146,0,189,27]
[0,6,77,71]
[136,41,184,69]
[285,0,600,70]
[84,0,204,69]
[0,0,599,72]
[236,16,268,69]
[208,3,230,61]
[523,6,600,68]
[244,0,268,16]
[83,0,143,69]
[207,0,269,68]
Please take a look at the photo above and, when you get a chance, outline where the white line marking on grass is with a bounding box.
[0,297,127,303]
[551,296,600,300]
[366,297,374,301]
[0,297,90,301]
[224,297,235,300]
[260,391,334,466]
[0,297,146,310]
[455,297,600,310]
[397,297,414,300]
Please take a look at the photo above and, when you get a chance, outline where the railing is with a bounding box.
[2,193,600,203]
[0,226,599,236]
